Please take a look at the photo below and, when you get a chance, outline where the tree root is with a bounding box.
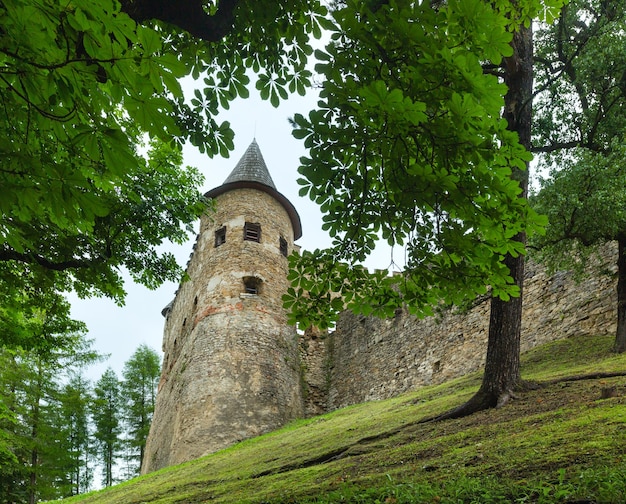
[420,377,543,423]
[419,388,501,423]
[420,372,626,424]
[517,379,543,391]
[542,371,626,386]
[495,390,515,408]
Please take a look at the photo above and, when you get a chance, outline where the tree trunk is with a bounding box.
[435,22,533,420]
[29,369,43,504]
[478,21,533,406]
[480,249,525,405]
[29,446,38,504]
[106,442,114,486]
[614,236,626,353]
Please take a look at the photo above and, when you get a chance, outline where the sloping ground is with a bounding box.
[59,335,626,504]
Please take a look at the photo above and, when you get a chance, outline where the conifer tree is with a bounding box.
[92,369,122,487]
[121,345,161,475]
[0,350,29,504]
[0,337,98,502]
[58,373,95,495]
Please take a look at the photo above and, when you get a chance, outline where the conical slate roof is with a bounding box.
[223,139,276,189]
[204,140,302,240]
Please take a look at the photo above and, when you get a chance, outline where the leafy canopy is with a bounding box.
[531,0,626,258]
[0,0,326,346]
[0,0,325,289]
[533,0,626,155]
[285,0,562,328]
[531,146,626,274]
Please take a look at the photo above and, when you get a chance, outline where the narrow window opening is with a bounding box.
[215,226,226,247]
[243,276,262,295]
[244,222,261,242]
[279,236,288,257]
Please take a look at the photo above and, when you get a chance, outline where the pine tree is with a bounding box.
[121,345,161,475]
[58,373,95,495]
[92,369,122,487]
[0,350,29,504]
[0,349,97,502]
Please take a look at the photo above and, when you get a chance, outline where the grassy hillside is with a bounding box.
[59,335,626,503]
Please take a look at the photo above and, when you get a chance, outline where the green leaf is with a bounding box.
[137,26,162,55]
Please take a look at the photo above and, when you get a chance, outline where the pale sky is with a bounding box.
[70,86,401,382]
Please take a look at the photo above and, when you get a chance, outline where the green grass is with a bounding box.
[57,334,626,503]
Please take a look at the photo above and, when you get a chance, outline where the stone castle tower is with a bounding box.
[142,140,305,473]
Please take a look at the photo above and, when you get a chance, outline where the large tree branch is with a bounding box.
[531,140,582,154]
[0,249,96,271]
[530,139,608,154]
[120,0,239,42]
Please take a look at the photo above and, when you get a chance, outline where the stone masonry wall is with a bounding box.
[300,326,331,417]
[322,244,618,411]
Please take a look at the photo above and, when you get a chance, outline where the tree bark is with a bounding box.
[614,235,626,353]
[435,23,533,420]
[479,21,533,405]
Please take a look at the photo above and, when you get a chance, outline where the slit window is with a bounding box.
[244,222,261,242]
[215,226,226,247]
[279,237,288,257]
[243,276,262,295]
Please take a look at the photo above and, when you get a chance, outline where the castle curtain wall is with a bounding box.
[323,244,618,410]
